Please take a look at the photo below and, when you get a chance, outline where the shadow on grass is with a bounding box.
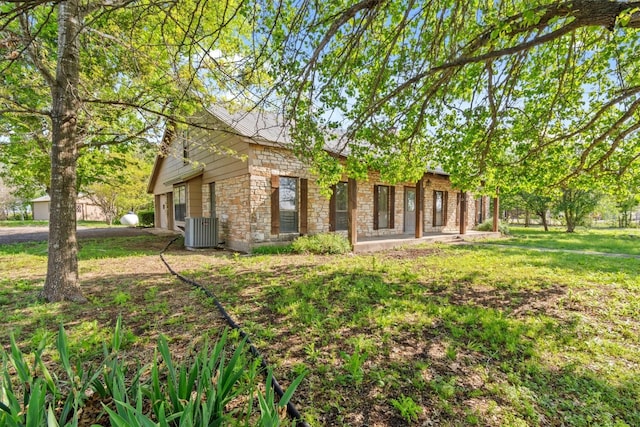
[1,269,229,362]
[183,255,639,426]
[492,227,640,256]
[0,235,187,260]
[449,243,640,276]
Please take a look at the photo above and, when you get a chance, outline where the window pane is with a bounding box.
[378,186,389,229]
[174,185,186,222]
[435,191,443,226]
[279,177,298,233]
[406,189,415,212]
[336,212,348,231]
[279,177,297,211]
[280,211,298,233]
[336,182,348,212]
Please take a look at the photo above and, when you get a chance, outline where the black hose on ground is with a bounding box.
[159,237,310,427]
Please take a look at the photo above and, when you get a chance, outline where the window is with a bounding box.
[374,185,395,229]
[334,181,348,231]
[279,177,298,233]
[433,190,448,226]
[174,185,186,222]
[476,197,484,224]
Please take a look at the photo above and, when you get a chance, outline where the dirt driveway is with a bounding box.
[0,226,175,245]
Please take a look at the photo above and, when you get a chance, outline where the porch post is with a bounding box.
[348,178,358,249]
[459,192,467,235]
[154,195,161,227]
[415,175,424,238]
[492,189,500,233]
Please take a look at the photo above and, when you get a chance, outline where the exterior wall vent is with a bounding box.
[184,217,218,249]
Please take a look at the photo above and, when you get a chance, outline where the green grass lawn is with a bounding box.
[0,219,50,227]
[1,232,639,426]
[491,226,640,256]
[0,220,122,228]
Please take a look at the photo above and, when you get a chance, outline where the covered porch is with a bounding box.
[346,177,502,250]
[353,230,501,253]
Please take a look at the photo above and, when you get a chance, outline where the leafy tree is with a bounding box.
[615,194,640,228]
[1,1,255,302]
[554,188,601,232]
[86,149,154,225]
[520,193,554,232]
[258,0,640,195]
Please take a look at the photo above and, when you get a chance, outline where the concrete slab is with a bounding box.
[353,231,501,253]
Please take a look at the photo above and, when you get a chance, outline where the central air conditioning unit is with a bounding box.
[184,217,218,249]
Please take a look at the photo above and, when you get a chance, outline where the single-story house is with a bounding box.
[31,194,106,222]
[147,107,492,252]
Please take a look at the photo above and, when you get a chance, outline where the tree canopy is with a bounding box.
[1,0,257,301]
[2,0,640,301]
[258,0,640,193]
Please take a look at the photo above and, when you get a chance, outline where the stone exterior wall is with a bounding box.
[201,174,251,252]
[194,143,478,252]
[422,173,478,232]
[249,144,331,249]
[356,171,410,237]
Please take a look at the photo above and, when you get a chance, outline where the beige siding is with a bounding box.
[151,117,250,196]
[32,202,49,220]
[186,176,203,218]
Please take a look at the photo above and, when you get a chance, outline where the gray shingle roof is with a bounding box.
[204,105,448,175]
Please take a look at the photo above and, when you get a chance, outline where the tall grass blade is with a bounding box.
[278,373,306,409]
[112,316,123,352]
[56,324,72,377]
[47,406,60,427]
[25,378,46,427]
[9,334,30,384]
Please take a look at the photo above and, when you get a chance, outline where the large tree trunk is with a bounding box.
[540,212,549,232]
[43,0,86,303]
[565,208,576,233]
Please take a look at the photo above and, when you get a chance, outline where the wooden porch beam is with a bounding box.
[348,178,358,249]
[492,189,500,233]
[415,176,424,238]
[459,192,467,235]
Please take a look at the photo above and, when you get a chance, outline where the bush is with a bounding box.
[0,319,303,426]
[252,244,294,255]
[137,210,154,227]
[292,233,351,254]
[476,218,510,234]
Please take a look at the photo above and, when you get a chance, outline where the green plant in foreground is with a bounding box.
[390,395,422,423]
[112,291,131,305]
[1,318,305,426]
[1,323,101,426]
[340,347,367,386]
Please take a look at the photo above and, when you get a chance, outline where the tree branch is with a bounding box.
[17,8,55,88]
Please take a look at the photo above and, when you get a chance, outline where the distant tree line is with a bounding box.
[500,190,640,232]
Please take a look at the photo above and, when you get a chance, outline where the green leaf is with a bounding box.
[278,373,305,409]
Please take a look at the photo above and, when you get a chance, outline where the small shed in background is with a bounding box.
[31,194,106,222]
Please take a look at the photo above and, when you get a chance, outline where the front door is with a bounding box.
[404,187,416,233]
[160,194,168,229]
